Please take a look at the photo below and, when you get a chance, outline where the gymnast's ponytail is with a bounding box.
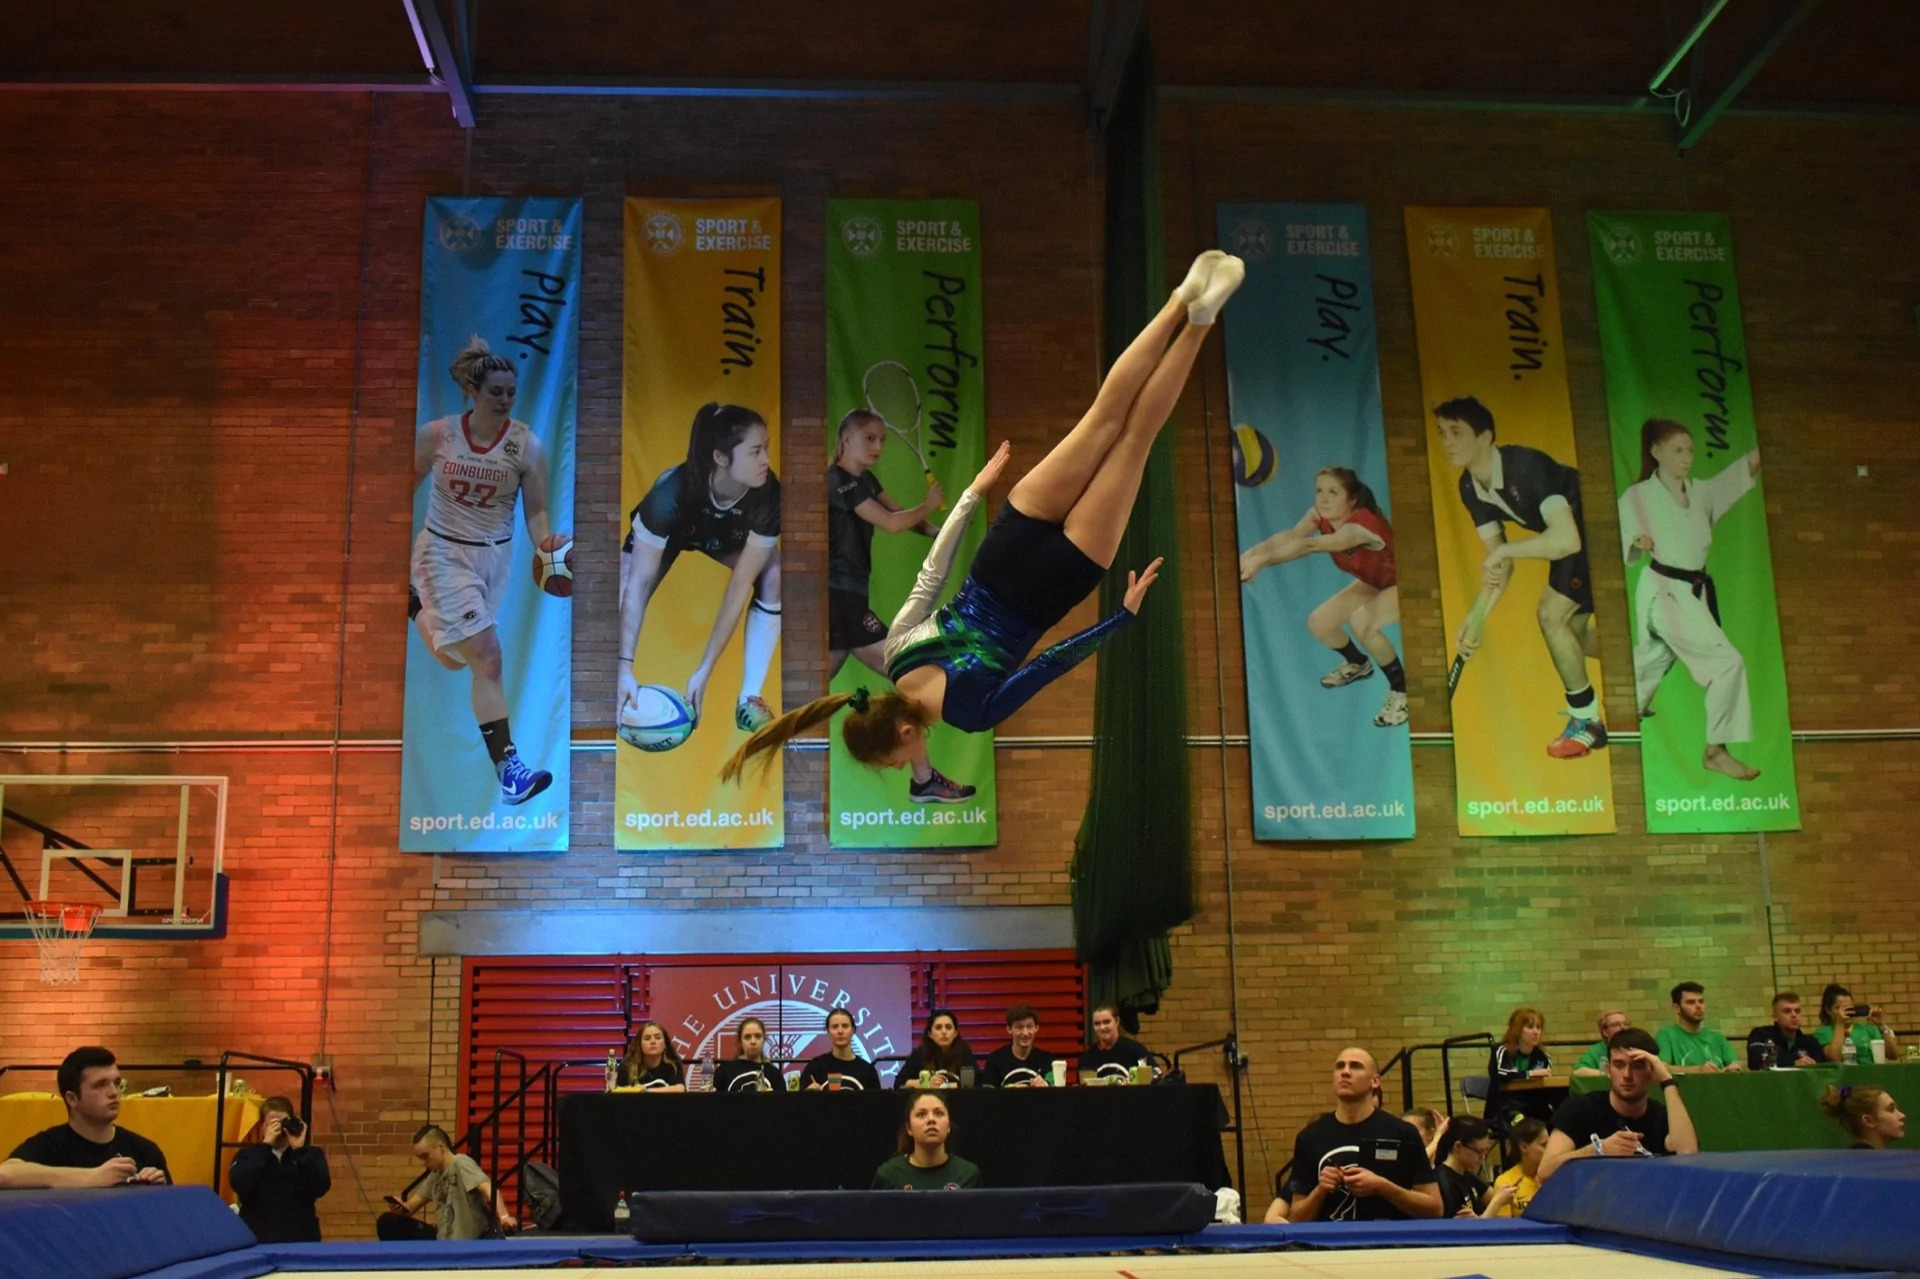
[1819,1083,1887,1140]
[720,687,929,783]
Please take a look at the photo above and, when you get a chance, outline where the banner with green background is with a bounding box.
[1588,211,1800,832]
[826,199,995,848]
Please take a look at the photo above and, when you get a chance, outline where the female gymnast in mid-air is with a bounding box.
[721,250,1245,783]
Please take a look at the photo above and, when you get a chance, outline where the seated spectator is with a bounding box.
[1540,1029,1699,1182]
[714,1016,784,1093]
[1401,1107,1448,1166]
[1820,1085,1906,1150]
[1573,1011,1630,1076]
[1488,1006,1555,1127]
[895,1009,978,1088]
[1265,1047,1440,1223]
[378,1125,515,1241]
[230,1096,331,1243]
[619,1021,687,1091]
[0,1047,170,1189]
[800,1008,882,1092]
[1434,1116,1514,1218]
[1816,984,1902,1065]
[1488,1118,1548,1218]
[981,1004,1060,1087]
[871,1091,981,1189]
[1077,1004,1153,1085]
[1746,992,1823,1069]
[1656,981,1741,1072]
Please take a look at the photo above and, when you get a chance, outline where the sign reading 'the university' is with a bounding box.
[645,963,914,1088]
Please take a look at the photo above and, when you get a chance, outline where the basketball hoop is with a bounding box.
[24,901,101,984]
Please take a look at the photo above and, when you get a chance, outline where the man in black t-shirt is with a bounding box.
[1077,1004,1153,1084]
[0,1047,170,1189]
[1268,1047,1439,1222]
[1540,1028,1698,1183]
[981,1004,1060,1087]
[1434,395,1607,760]
[1745,992,1823,1069]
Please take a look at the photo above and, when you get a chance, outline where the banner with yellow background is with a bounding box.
[618,198,783,849]
[1404,207,1615,836]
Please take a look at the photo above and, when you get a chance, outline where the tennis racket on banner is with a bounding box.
[862,360,943,510]
[1447,594,1492,701]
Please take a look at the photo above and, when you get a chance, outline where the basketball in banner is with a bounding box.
[1220,202,1415,840]
[1404,206,1615,836]
[826,199,995,848]
[1587,211,1800,832]
[618,198,783,849]
[400,196,578,853]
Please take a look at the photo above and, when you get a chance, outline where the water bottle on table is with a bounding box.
[613,1190,630,1229]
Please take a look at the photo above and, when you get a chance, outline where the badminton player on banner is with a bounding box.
[1239,465,1408,728]
[410,338,569,805]
[723,250,1244,781]
[827,408,975,803]
[1620,420,1763,781]
[619,402,783,733]
[1435,395,1605,758]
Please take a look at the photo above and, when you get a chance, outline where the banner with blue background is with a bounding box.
[1219,203,1415,840]
[400,197,578,852]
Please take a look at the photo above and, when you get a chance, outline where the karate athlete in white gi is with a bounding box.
[1619,419,1762,782]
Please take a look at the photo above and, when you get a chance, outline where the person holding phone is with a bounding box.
[1538,1029,1698,1183]
[799,1008,882,1092]
[379,1125,515,1241]
[1816,984,1901,1064]
[230,1097,331,1243]
[1266,1047,1440,1222]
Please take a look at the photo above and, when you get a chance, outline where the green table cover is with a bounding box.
[1568,1062,1919,1150]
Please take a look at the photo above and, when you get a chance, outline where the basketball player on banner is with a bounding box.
[410,337,572,804]
[617,403,782,751]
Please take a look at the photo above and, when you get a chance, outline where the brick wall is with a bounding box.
[0,86,1915,1234]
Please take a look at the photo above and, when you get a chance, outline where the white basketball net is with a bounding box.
[25,902,100,984]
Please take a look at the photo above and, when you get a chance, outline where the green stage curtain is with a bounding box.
[1071,31,1196,1027]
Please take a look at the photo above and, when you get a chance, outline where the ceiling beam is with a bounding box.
[401,0,474,127]
[1676,0,1823,151]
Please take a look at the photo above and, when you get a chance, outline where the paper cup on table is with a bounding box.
[1871,1038,1887,1064]
[1051,1059,1067,1087]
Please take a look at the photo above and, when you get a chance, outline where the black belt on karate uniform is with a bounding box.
[1650,559,1719,624]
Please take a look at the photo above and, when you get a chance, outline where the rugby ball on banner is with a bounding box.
[1230,424,1277,487]
[534,534,575,597]
[618,685,695,752]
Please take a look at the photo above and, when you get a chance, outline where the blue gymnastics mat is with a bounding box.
[1528,1149,1920,1273]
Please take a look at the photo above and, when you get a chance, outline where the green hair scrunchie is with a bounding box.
[848,687,871,713]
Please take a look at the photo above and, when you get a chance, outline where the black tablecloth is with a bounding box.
[558,1086,1231,1232]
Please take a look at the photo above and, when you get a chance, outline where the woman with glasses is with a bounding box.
[1434,1116,1517,1218]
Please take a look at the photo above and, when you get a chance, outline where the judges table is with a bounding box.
[1568,1063,1919,1151]
[559,1085,1232,1233]
[0,1093,261,1192]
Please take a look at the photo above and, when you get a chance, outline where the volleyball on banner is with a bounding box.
[825,198,995,848]
[1219,203,1414,840]
[1404,206,1615,836]
[400,196,579,852]
[1587,211,1800,832]
[617,197,784,850]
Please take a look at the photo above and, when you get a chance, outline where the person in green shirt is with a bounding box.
[871,1092,981,1191]
[1815,984,1902,1064]
[1655,982,1742,1072]
[1574,1010,1630,1076]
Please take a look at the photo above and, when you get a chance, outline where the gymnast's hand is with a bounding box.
[1123,557,1164,614]
[969,441,1012,496]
